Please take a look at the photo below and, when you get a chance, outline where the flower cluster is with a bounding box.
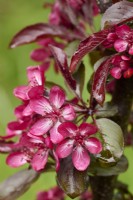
[103,24,133,79]
[2,65,102,172]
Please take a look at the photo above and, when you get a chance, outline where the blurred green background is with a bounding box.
[0,0,133,199]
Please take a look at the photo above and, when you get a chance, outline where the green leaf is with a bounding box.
[65,41,79,65]
[96,118,124,162]
[88,155,128,176]
[45,81,64,90]
[57,157,89,199]
[96,102,118,118]
[73,62,85,98]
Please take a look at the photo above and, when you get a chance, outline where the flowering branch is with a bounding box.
[1,1,133,200]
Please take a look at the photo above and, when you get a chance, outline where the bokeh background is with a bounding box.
[0,0,133,199]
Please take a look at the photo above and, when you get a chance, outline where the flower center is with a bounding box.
[75,135,84,145]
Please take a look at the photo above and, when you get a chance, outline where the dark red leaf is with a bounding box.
[91,57,113,106]
[10,23,80,48]
[50,45,76,91]
[70,29,109,73]
[101,0,133,29]
[73,62,85,98]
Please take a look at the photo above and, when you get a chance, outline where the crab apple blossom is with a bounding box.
[2,0,133,200]
[56,122,102,171]
[114,24,133,55]
[14,65,45,101]
[29,86,76,144]
[110,55,130,79]
[30,38,65,73]
[37,186,65,200]
[6,134,56,171]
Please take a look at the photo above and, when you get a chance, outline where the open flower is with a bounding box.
[56,122,102,171]
[114,24,133,55]
[29,86,76,144]
[14,66,45,101]
[6,134,54,171]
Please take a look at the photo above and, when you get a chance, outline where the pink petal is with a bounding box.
[27,66,45,86]
[50,86,65,109]
[53,150,60,172]
[107,33,117,42]
[14,104,26,119]
[61,104,76,121]
[58,122,77,138]
[38,38,56,47]
[44,136,53,149]
[72,146,90,171]
[79,123,98,136]
[121,55,130,61]
[23,104,33,116]
[6,152,28,167]
[123,68,133,78]
[30,118,53,136]
[19,134,35,148]
[56,139,74,158]
[112,55,121,65]
[26,133,44,144]
[30,97,52,115]
[129,45,133,55]
[30,48,49,62]
[114,39,128,52]
[28,86,44,99]
[84,137,102,154]
[120,61,129,71]
[110,67,122,79]
[31,149,48,171]
[8,121,28,132]
[40,62,50,72]
[13,86,30,100]
[115,24,130,39]
[50,121,64,144]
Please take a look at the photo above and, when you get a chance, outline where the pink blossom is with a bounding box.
[29,86,76,144]
[14,66,45,101]
[6,134,54,171]
[56,122,102,171]
[110,55,130,79]
[102,32,117,48]
[123,68,133,78]
[37,186,65,200]
[30,38,65,73]
[114,24,133,55]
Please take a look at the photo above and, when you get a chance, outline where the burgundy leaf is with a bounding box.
[101,1,133,29]
[10,23,79,48]
[91,57,113,106]
[73,62,85,97]
[50,45,76,91]
[70,29,109,73]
